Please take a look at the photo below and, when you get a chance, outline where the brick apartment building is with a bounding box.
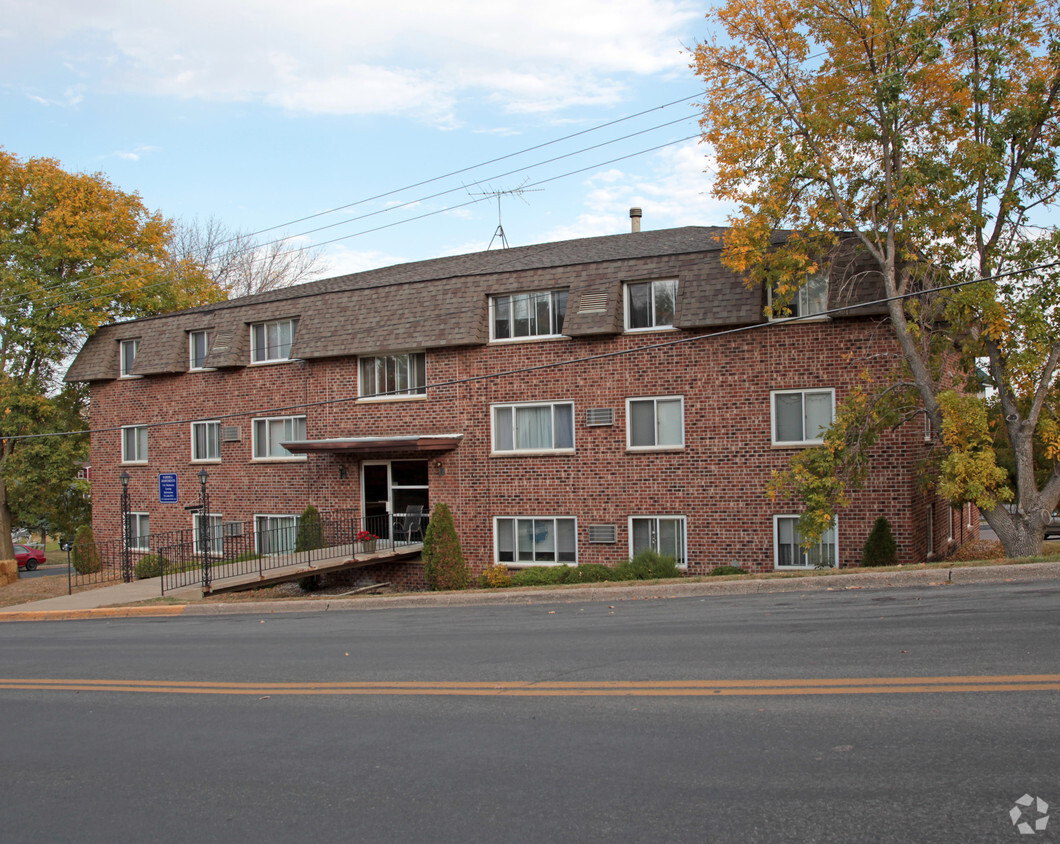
[65,224,975,585]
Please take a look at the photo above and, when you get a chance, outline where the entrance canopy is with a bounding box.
[281,434,463,456]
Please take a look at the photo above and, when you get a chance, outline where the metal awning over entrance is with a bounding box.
[282,434,463,456]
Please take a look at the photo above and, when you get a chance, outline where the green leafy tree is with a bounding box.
[0,149,225,560]
[693,0,1060,557]
[422,503,470,591]
[862,516,899,568]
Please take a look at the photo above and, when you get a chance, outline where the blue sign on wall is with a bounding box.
[159,473,178,503]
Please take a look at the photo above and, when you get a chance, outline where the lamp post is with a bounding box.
[198,467,210,591]
[119,471,131,583]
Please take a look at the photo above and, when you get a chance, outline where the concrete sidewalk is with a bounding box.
[1,560,1058,622]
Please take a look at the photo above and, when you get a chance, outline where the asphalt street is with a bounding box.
[1,581,1057,843]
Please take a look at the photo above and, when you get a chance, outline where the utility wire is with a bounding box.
[9,260,1056,444]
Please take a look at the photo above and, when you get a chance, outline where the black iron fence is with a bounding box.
[68,509,429,595]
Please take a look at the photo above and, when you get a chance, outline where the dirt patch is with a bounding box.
[0,572,116,608]
[201,581,399,602]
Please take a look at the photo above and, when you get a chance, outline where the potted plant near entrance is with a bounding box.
[356,530,378,554]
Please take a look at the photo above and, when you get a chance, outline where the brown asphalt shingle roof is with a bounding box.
[64,226,886,382]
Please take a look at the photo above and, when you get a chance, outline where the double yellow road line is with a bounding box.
[1,675,1058,697]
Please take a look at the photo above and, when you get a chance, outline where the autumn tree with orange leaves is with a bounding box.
[693,0,1060,557]
[0,150,225,565]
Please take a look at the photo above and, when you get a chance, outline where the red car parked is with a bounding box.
[13,544,45,571]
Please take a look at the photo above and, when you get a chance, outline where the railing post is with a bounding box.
[198,468,211,591]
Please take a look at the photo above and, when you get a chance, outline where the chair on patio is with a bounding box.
[393,504,426,543]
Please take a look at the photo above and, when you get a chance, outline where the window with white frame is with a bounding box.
[254,515,298,554]
[119,339,139,377]
[625,279,677,330]
[629,516,687,567]
[358,352,426,398]
[126,512,150,551]
[191,421,222,462]
[121,425,148,463]
[774,515,837,569]
[491,290,568,341]
[627,396,684,449]
[495,517,577,564]
[768,271,828,319]
[189,330,210,370]
[492,402,574,453]
[771,389,834,446]
[250,318,299,363]
[193,513,223,555]
[252,416,307,459]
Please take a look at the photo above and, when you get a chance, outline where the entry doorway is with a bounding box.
[362,460,429,539]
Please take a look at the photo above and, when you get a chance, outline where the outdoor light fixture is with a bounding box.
[119,470,132,583]
[197,467,209,484]
[120,470,130,488]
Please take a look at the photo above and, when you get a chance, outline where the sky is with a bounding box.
[1,0,731,279]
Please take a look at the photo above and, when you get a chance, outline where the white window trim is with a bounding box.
[251,415,308,461]
[357,351,428,400]
[121,425,148,464]
[628,515,688,568]
[189,330,213,372]
[119,339,141,379]
[623,279,679,333]
[249,318,299,365]
[192,512,224,556]
[770,388,836,447]
[190,420,222,463]
[626,396,685,451]
[490,401,576,455]
[126,512,150,552]
[253,514,300,554]
[773,514,839,570]
[493,516,578,566]
[767,272,830,321]
[489,290,568,343]
[927,505,935,556]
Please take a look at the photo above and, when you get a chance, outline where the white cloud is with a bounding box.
[103,145,160,161]
[6,0,702,121]
[317,244,408,276]
[540,139,734,241]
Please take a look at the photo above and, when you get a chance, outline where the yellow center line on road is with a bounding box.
[0,675,1058,697]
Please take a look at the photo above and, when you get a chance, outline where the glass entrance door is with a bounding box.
[362,460,429,539]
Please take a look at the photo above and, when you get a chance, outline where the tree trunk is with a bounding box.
[0,468,14,562]
[982,506,1045,559]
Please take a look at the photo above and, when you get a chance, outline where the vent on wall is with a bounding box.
[222,426,241,442]
[577,292,608,314]
[588,525,617,544]
[585,408,614,427]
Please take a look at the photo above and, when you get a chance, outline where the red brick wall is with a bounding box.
[88,315,964,578]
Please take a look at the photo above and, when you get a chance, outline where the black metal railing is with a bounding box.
[68,510,429,595]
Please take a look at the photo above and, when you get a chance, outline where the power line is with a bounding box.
[10,260,1056,444]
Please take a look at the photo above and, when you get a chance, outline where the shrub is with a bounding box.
[295,505,324,552]
[478,564,512,589]
[614,549,682,580]
[862,516,898,567]
[564,563,618,583]
[509,565,570,586]
[708,565,748,576]
[71,525,102,574]
[134,553,170,580]
[423,503,470,590]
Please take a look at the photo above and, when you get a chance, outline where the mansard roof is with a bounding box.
[65,226,886,383]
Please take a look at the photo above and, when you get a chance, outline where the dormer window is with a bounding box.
[625,279,677,331]
[491,291,568,341]
[189,330,210,370]
[119,339,140,378]
[250,318,299,364]
[768,271,828,319]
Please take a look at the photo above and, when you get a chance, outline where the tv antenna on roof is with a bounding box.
[468,179,543,249]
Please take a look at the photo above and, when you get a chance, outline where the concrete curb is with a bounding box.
[2,560,1058,623]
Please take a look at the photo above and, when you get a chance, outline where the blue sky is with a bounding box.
[2,0,731,278]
